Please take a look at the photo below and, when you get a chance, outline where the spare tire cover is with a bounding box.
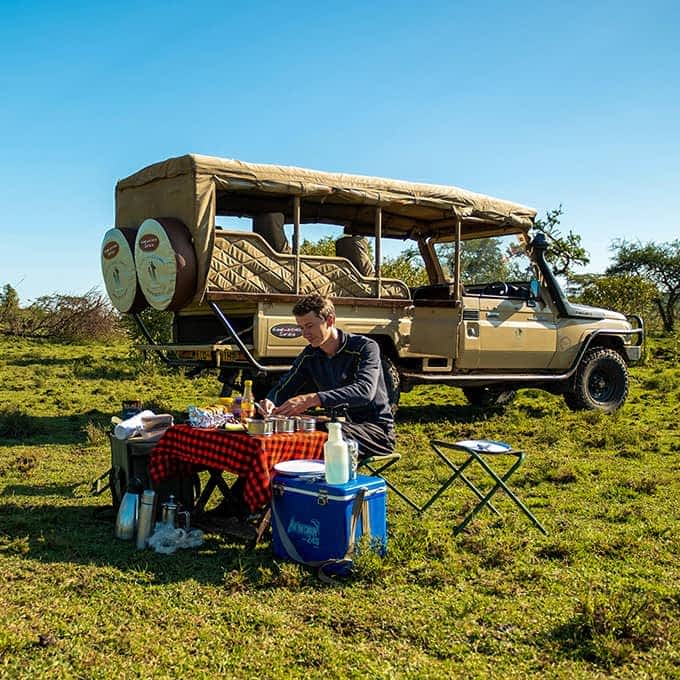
[100,227,148,313]
[134,218,197,311]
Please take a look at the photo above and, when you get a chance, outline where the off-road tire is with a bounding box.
[564,346,628,413]
[462,386,517,408]
[381,356,401,415]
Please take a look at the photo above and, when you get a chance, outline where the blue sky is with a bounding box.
[1,1,678,303]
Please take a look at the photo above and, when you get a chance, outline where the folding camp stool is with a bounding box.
[359,445,477,514]
[429,439,547,535]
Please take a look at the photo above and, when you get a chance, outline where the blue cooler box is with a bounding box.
[271,473,387,564]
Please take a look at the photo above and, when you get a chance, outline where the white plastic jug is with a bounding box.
[324,422,349,485]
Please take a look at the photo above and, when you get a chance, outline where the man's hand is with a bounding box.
[271,393,321,417]
[258,399,275,417]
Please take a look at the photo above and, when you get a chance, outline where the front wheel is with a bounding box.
[564,347,629,413]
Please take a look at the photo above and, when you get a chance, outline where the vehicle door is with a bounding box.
[457,290,557,370]
[407,284,461,359]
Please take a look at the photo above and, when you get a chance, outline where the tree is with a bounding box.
[460,239,525,283]
[382,247,428,288]
[0,284,21,334]
[572,273,659,327]
[300,235,336,257]
[607,239,680,333]
[534,205,589,278]
[436,238,528,284]
[26,289,123,342]
[0,287,124,342]
[300,236,428,287]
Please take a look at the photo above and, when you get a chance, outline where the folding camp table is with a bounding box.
[148,425,327,543]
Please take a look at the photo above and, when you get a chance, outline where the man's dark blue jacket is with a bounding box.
[267,329,394,432]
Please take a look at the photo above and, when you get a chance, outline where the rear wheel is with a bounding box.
[564,347,628,413]
[462,386,516,408]
[381,356,401,415]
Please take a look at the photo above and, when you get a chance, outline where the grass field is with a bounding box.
[0,335,678,679]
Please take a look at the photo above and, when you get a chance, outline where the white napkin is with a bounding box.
[113,409,155,440]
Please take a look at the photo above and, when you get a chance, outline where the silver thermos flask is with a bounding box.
[136,489,156,549]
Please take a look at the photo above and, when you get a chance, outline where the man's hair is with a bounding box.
[293,294,335,320]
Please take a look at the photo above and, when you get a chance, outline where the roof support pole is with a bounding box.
[453,214,462,300]
[375,206,382,298]
[293,196,301,294]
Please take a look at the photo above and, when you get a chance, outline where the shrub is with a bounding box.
[572,273,659,330]
[1,287,125,343]
[554,587,667,669]
[82,420,108,447]
[0,406,46,439]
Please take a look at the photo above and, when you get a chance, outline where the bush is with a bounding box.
[119,307,173,345]
[0,285,125,343]
[0,406,46,439]
[572,274,659,329]
[553,587,668,669]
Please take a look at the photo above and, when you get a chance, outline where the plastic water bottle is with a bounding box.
[324,422,349,485]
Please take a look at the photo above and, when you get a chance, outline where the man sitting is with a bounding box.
[207,293,395,524]
[261,293,395,458]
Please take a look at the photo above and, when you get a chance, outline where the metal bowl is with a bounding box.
[245,418,274,436]
[295,416,317,432]
[272,416,296,433]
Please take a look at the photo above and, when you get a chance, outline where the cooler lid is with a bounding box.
[272,473,386,500]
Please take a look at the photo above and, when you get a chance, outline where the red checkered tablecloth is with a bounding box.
[148,424,327,511]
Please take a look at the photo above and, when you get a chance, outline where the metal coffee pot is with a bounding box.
[160,495,191,530]
[160,494,178,526]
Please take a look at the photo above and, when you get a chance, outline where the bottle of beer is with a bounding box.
[240,380,255,423]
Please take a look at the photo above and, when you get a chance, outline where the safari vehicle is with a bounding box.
[101,154,644,413]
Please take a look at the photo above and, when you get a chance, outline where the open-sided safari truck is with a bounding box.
[101,154,643,413]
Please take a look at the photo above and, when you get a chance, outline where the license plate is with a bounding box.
[177,350,213,362]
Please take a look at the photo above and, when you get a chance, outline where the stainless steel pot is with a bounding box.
[295,416,317,432]
[272,416,296,433]
[245,418,274,436]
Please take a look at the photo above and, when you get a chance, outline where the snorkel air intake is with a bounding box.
[529,232,601,319]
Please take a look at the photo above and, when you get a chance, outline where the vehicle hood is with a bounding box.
[568,303,627,321]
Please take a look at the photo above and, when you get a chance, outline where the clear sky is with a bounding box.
[1,0,678,304]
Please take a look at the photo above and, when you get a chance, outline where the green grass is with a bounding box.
[1,336,679,678]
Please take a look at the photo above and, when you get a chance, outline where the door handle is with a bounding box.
[487,312,500,318]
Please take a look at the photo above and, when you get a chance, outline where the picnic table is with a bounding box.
[148,424,327,512]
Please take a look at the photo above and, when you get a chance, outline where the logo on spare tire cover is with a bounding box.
[270,323,302,339]
[139,234,160,252]
[102,241,120,259]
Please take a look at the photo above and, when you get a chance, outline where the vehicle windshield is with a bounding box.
[434,234,535,286]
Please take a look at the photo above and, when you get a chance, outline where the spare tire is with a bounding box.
[100,227,148,313]
[134,218,197,311]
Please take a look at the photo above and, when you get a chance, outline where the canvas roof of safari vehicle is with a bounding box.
[115,153,537,298]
